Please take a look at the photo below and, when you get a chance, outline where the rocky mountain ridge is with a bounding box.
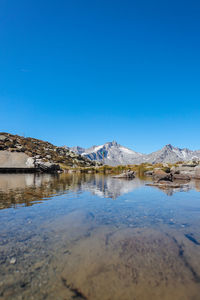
[71,141,143,166]
[143,144,200,164]
[71,142,200,166]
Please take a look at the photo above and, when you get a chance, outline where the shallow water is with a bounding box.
[0,173,200,300]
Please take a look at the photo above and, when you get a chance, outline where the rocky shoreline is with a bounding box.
[145,162,200,189]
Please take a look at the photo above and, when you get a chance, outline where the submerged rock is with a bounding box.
[112,171,135,179]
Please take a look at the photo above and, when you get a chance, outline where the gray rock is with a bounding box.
[25,157,35,168]
[0,135,7,141]
[35,161,61,173]
[171,165,200,179]
[10,257,16,264]
[194,166,200,179]
[173,174,191,181]
[174,166,196,172]
[0,151,33,168]
[112,171,135,179]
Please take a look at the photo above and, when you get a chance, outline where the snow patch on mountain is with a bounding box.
[70,141,200,165]
[70,141,144,166]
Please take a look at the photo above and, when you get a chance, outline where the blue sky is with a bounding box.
[0,0,200,153]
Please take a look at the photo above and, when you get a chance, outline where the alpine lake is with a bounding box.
[0,173,200,300]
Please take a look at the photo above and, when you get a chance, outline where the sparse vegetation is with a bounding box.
[0,132,100,168]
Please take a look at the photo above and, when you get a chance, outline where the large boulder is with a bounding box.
[171,164,199,179]
[26,157,35,167]
[112,171,135,179]
[0,151,61,173]
[194,166,200,179]
[0,135,8,142]
[173,174,191,181]
[0,151,34,168]
[35,160,62,173]
[171,166,195,173]
[153,169,173,182]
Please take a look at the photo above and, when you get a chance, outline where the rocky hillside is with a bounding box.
[0,132,99,168]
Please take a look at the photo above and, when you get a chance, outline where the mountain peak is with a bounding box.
[70,142,200,165]
[70,141,143,166]
[164,144,174,150]
[106,141,119,147]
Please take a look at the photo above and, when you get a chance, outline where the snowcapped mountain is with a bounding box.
[71,141,143,166]
[70,142,200,165]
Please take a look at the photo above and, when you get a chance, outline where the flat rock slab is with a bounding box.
[112,171,135,179]
[146,182,189,189]
[0,151,34,168]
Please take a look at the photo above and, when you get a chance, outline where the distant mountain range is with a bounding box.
[70,141,200,166]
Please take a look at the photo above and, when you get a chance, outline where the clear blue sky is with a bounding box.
[0,0,200,153]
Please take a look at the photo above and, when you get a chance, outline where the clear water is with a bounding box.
[0,173,200,300]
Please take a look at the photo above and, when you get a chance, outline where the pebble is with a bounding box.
[10,257,16,264]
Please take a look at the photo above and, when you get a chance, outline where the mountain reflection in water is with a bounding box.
[0,173,200,210]
[0,173,144,209]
